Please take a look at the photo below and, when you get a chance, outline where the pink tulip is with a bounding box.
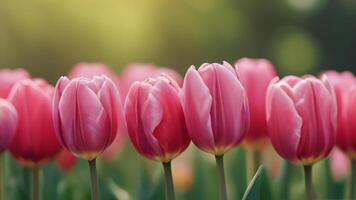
[101,130,126,162]
[120,63,183,99]
[124,75,190,162]
[57,150,77,172]
[8,79,61,167]
[235,58,277,148]
[53,75,123,160]
[266,75,336,165]
[181,62,249,155]
[69,63,117,79]
[330,148,350,181]
[0,68,30,98]
[68,63,126,161]
[0,99,17,152]
[324,71,356,158]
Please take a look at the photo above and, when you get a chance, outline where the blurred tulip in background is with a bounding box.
[8,79,61,166]
[235,58,277,149]
[0,69,30,98]
[0,99,17,152]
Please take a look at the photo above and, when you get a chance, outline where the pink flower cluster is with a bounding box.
[1,59,354,197]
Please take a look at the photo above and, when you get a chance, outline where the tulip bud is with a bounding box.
[0,99,17,152]
[124,75,190,162]
[120,63,183,99]
[324,71,356,158]
[8,79,61,167]
[330,148,350,182]
[57,150,77,172]
[68,63,120,84]
[266,75,336,165]
[68,63,125,161]
[181,62,250,155]
[53,75,123,160]
[235,58,277,148]
[0,68,30,98]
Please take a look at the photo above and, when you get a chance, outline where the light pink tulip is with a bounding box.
[235,58,277,148]
[324,71,356,158]
[0,68,30,98]
[8,79,61,167]
[53,75,123,160]
[0,99,17,152]
[181,62,249,155]
[125,75,190,162]
[120,63,183,99]
[330,148,350,181]
[266,75,336,165]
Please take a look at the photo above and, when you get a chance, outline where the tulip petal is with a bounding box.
[267,84,302,161]
[53,77,71,146]
[97,77,122,149]
[77,82,110,152]
[199,64,248,152]
[294,78,336,162]
[181,66,215,153]
[0,99,17,152]
[125,83,163,159]
[149,78,189,159]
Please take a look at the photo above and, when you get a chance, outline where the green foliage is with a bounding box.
[243,166,263,200]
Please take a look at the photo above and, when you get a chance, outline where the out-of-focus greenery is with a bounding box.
[1,0,356,81]
[1,1,355,200]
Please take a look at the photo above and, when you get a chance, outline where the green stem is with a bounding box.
[247,150,261,181]
[88,159,100,200]
[0,154,5,200]
[277,160,292,200]
[162,161,176,200]
[303,165,314,200]
[32,167,40,200]
[215,155,228,200]
[350,159,356,200]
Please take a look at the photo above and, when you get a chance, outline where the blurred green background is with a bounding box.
[1,0,355,200]
[1,0,356,82]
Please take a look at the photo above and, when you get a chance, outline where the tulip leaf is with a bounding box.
[242,165,263,200]
[261,166,274,200]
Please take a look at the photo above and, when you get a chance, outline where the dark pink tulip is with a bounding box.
[0,99,17,152]
[266,75,336,165]
[181,62,250,155]
[125,75,190,162]
[8,79,61,167]
[324,71,356,158]
[53,75,123,160]
[235,58,277,148]
[120,63,183,99]
[0,68,30,98]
